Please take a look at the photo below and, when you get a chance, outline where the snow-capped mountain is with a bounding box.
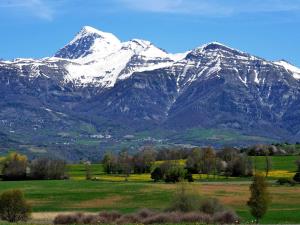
[1,26,300,160]
[54,26,185,87]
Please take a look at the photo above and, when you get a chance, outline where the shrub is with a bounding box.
[137,208,155,218]
[168,183,200,212]
[185,172,194,182]
[277,177,296,186]
[181,212,212,223]
[98,211,122,222]
[53,213,83,224]
[199,198,224,215]
[142,212,180,224]
[54,209,239,225]
[151,167,163,182]
[293,172,300,183]
[115,214,140,224]
[53,213,104,224]
[0,189,31,222]
[213,210,240,224]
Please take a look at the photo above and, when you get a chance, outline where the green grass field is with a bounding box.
[67,155,299,181]
[0,180,299,224]
[0,156,299,224]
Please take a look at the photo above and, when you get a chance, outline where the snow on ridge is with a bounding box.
[2,26,298,89]
[63,38,174,87]
[274,60,300,79]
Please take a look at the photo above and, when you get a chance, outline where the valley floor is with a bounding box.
[0,180,299,224]
[0,156,299,224]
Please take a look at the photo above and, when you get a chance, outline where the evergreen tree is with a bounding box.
[247,173,271,223]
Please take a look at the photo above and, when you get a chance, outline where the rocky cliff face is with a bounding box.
[1,27,300,160]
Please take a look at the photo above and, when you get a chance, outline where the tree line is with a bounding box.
[101,147,257,182]
[0,152,67,181]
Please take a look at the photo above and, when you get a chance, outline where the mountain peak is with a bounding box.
[201,42,236,52]
[73,26,120,44]
[55,26,121,59]
[185,41,251,61]
[68,26,121,47]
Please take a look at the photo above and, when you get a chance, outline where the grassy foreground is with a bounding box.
[0,156,299,224]
[0,180,299,224]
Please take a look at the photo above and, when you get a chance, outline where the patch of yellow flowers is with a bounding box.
[267,170,295,178]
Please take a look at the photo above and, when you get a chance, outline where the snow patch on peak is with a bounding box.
[70,26,121,45]
[274,60,300,79]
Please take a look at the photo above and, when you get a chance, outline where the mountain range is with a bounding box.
[1,26,300,161]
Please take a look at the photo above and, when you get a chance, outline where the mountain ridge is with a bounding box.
[1,26,300,160]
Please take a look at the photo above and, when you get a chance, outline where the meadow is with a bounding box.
[0,155,299,224]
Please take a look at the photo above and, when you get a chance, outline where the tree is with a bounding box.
[85,162,92,180]
[151,167,163,182]
[29,158,67,180]
[164,163,186,183]
[226,154,253,177]
[265,155,272,177]
[185,148,202,174]
[29,158,49,179]
[295,158,300,172]
[0,189,31,222]
[247,173,271,223]
[217,147,239,162]
[133,148,156,173]
[118,150,132,180]
[293,172,300,182]
[102,152,117,174]
[1,152,27,180]
[200,147,216,178]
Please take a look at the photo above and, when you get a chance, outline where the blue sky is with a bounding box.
[0,0,300,66]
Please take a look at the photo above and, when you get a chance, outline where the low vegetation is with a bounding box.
[54,183,239,224]
[0,189,31,223]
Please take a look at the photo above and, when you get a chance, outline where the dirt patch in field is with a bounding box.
[218,194,249,206]
[142,184,176,193]
[28,199,51,206]
[70,196,127,209]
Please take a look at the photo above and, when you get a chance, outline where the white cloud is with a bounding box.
[118,0,300,16]
[0,0,54,20]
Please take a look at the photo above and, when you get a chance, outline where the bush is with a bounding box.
[168,183,200,212]
[293,172,300,183]
[0,189,31,222]
[98,211,122,223]
[181,212,212,223]
[277,177,296,186]
[53,213,82,224]
[151,167,163,182]
[199,198,224,215]
[54,209,238,224]
[185,172,194,182]
[213,210,240,224]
